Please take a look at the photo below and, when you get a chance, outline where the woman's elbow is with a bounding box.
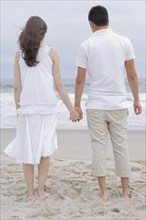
[55,82,63,91]
[14,86,21,93]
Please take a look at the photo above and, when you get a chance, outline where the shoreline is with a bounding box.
[1,128,145,161]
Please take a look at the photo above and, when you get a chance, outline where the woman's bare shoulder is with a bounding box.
[15,51,21,61]
[49,48,59,62]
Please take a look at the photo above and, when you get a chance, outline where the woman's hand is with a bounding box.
[74,106,83,119]
[70,110,80,122]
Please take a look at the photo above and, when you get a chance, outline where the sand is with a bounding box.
[1,129,146,219]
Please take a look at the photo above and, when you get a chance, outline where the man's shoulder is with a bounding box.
[113,32,131,43]
[80,37,92,49]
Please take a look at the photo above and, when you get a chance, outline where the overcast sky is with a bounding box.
[1,0,145,79]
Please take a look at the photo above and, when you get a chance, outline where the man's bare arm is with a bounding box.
[125,59,142,114]
[74,67,86,119]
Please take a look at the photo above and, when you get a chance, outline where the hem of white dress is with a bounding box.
[4,114,58,165]
[4,146,58,165]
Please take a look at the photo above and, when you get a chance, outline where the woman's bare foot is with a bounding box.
[99,190,107,201]
[121,189,129,198]
[27,190,35,197]
[119,188,131,199]
[37,190,49,199]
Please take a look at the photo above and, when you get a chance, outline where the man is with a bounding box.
[75,5,142,200]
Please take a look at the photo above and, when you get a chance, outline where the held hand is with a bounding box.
[70,110,80,122]
[74,106,83,120]
[133,101,142,115]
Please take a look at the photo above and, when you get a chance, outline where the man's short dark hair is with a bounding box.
[88,5,109,26]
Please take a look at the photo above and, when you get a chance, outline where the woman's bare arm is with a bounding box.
[14,52,22,109]
[49,49,80,121]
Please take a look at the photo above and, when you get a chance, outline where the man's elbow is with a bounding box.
[76,77,85,85]
[128,73,138,81]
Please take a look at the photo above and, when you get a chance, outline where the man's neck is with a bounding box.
[93,25,108,33]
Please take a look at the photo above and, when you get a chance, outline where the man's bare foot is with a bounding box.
[97,176,107,201]
[122,190,129,198]
[121,177,129,198]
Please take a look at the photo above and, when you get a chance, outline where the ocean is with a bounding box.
[1,78,145,130]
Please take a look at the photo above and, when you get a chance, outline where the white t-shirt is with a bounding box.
[76,28,135,110]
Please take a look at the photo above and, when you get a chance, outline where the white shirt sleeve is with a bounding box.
[75,44,88,68]
[125,38,136,61]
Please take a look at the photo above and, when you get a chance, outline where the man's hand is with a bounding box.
[74,106,83,120]
[133,101,142,115]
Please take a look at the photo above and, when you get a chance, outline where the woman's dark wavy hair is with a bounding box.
[18,16,47,67]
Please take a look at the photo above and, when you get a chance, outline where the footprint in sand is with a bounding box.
[58,193,65,199]
[73,186,82,193]
[42,207,56,217]
[15,196,26,202]
[137,180,145,183]
[98,208,108,215]
[111,208,120,213]
[26,212,41,218]
[107,186,112,190]
[3,192,12,196]
[16,186,26,191]
[11,216,21,219]
[131,167,141,171]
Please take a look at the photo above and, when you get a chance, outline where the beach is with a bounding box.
[1,128,146,219]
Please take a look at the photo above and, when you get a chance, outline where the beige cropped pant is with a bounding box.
[87,109,131,177]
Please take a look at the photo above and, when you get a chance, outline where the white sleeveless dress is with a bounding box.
[4,45,58,164]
